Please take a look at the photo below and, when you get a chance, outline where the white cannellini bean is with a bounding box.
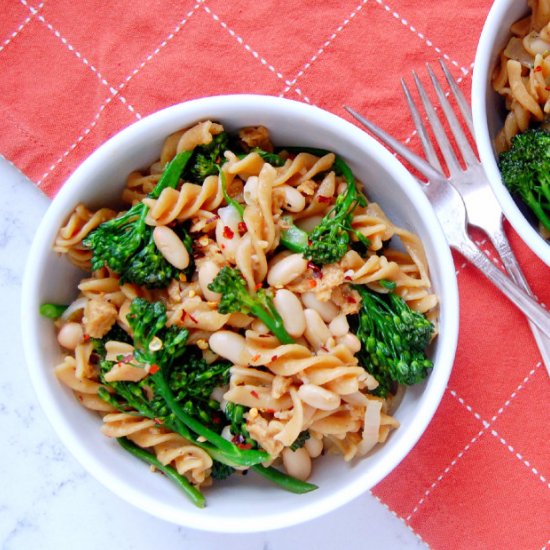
[329,314,349,337]
[337,332,362,353]
[152,226,190,270]
[273,289,306,338]
[209,331,251,365]
[57,322,83,350]
[303,308,332,350]
[301,292,339,323]
[250,319,270,334]
[296,215,323,233]
[198,260,222,301]
[282,447,312,481]
[278,185,306,212]
[267,253,308,288]
[304,436,324,458]
[298,383,341,410]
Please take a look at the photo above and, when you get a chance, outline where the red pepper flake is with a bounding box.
[223,226,234,239]
[232,434,245,445]
[238,221,247,235]
[346,296,357,304]
[271,355,279,362]
[250,390,260,399]
[212,415,222,424]
[344,275,352,281]
[320,345,329,352]
[153,417,164,425]
[82,334,90,342]
[251,354,261,362]
[317,195,332,204]
[237,442,253,450]
[308,279,317,288]
[259,334,270,338]
[187,311,198,324]
[265,408,275,414]
[220,244,226,250]
[255,282,263,291]
[546,86,550,91]
[535,65,543,72]
[149,364,160,375]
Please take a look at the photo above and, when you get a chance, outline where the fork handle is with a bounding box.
[490,228,550,373]
[458,237,550,338]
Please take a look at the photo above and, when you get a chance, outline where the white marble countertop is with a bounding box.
[0,155,426,550]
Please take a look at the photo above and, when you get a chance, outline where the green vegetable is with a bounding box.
[125,298,269,468]
[83,150,193,284]
[252,464,318,494]
[219,167,245,218]
[39,303,68,319]
[498,127,550,231]
[185,132,229,183]
[354,285,434,397]
[208,266,294,344]
[289,430,310,452]
[117,437,205,508]
[211,461,235,481]
[280,148,369,264]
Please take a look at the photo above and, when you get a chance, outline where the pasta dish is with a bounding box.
[492,0,550,239]
[42,121,438,506]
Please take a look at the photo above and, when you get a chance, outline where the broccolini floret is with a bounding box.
[185,132,229,183]
[83,151,193,284]
[354,285,434,397]
[208,266,294,344]
[280,148,370,264]
[498,127,550,231]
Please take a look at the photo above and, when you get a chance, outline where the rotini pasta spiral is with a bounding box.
[47,120,438,500]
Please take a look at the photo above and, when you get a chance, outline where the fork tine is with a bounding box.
[426,63,478,166]
[439,59,474,136]
[401,78,443,173]
[411,70,462,175]
[343,105,445,182]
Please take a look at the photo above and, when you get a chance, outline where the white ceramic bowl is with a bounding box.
[21,95,459,533]
[472,0,550,266]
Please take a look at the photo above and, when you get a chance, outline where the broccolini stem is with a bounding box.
[39,303,68,319]
[252,464,318,494]
[219,167,244,218]
[149,150,194,199]
[117,437,206,508]
[248,301,295,345]
[152,371,271,467]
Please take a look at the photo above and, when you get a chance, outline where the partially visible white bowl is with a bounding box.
[21,95,459,533]
[472,0,550,266]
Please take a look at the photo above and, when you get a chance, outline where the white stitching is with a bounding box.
[0,2,43,54]
[201,5,312,104]
[406,364,542,520]
[36,2,203,187]
[279,0,369,97]
[370,492,431,548]
[374,0,469,75]
[405,428,486,521]
[17,1,142,120]
[489,429,550,488]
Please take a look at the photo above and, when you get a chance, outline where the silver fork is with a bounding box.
[343,65,550,347]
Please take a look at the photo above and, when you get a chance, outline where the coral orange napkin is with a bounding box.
[1,1,548,548]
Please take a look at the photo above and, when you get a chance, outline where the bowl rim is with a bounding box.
[472,0,550,266]
[21,94,459,532]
